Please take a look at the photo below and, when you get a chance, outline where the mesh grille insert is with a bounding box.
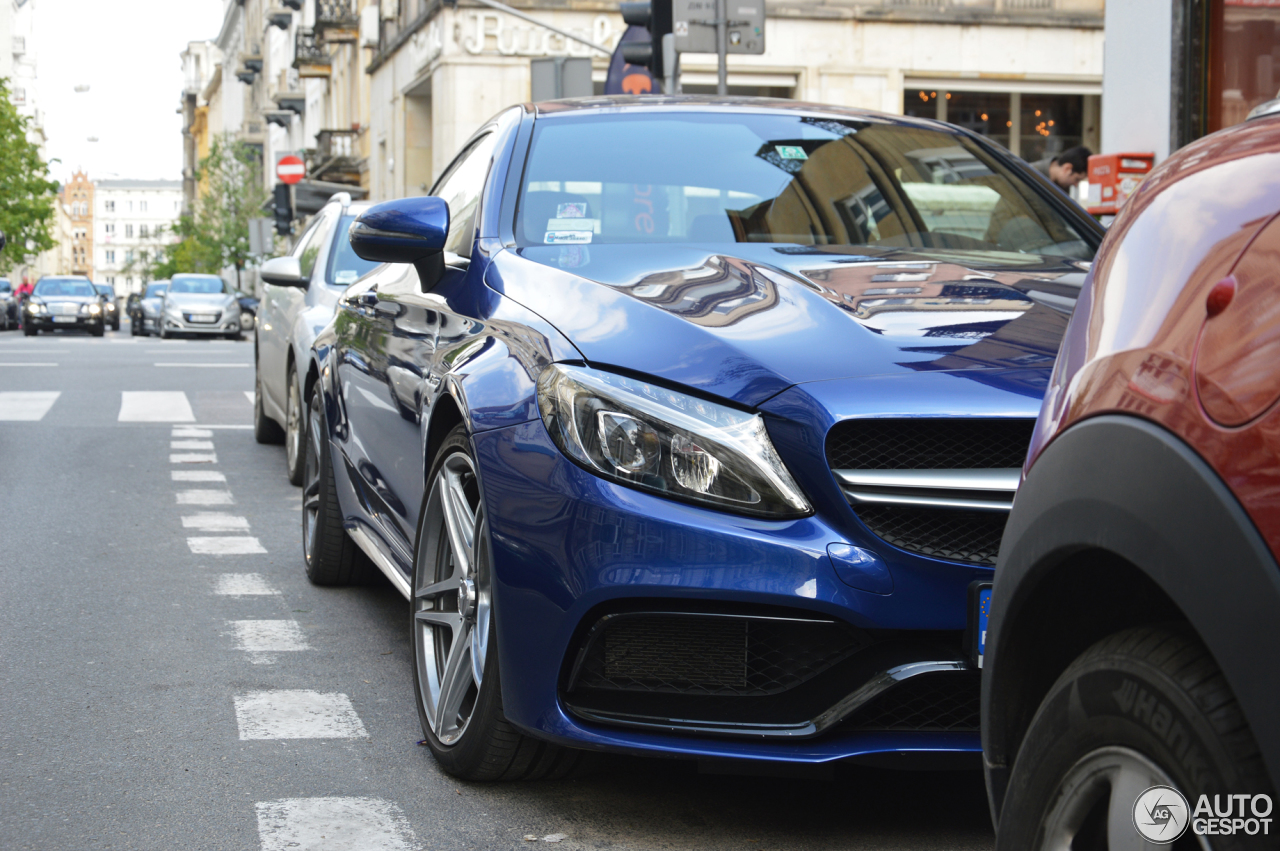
[574,614,863,697]
[825,418,1034,471]
[857,506,1006,566]
[845,671,980,732]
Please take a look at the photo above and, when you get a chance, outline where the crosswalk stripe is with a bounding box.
[171,453,218,464]
[172,470,226,482]
[255,798,418,851]
[188,536,265,555]
[0,391,61,421]
[171,439,215,450]
[183,513,249,531]
[214,574,279,596]
[229,620,310,653]
[234,691,367,740]
[119,391,195,422]
[176,489,234,505]
[172,427,214,438]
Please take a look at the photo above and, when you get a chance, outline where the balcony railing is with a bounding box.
[317,129,360,161]
[315,0,359,42]
[310,129,365,187]
[293,29,332,77]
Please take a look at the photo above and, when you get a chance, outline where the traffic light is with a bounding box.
[273,183,294,237]
[620,0,672,82]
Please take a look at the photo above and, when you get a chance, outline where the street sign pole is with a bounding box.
[662,32,679,93]
[716,0,727,95]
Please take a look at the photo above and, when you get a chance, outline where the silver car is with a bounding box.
[254,192,381,485]
[159,274,242,340]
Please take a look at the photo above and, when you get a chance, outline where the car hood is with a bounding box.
[165,293,235,309]
[489,243,1088,406]
[32,295,97,305]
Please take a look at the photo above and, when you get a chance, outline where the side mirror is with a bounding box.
[349,197,450,264]
[260,255,307,288]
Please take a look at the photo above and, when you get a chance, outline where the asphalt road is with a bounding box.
[0,321,995,851]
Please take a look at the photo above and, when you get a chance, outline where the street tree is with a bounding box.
[0,77,58,275]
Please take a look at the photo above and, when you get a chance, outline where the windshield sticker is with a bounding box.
[547,217,600,233]
[334,270,359,284]
[558,245,589,268]
[545,231,593,245]
[556,202,587,218]
[775,145,808,160]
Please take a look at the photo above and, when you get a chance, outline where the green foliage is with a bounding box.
[0,77,58,274]
[159,135,271,280]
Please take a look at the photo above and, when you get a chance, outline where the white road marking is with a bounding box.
[119,391,194,422]
[170,453,218,463]
[176,489,234,505]
[256,798,418,851]
[172,470,226,482]
[182,513,249,531]
[244,390,255,404]
[229,620,310,653]
[0,362,57,366]
[0,391,61,421]
[188,536,265,555]
[154,362,252,368]
[234,691,367,740]
[172,427,214,438]
[190,424,252,429]
[171,439,215,450]
[214,574,279,596]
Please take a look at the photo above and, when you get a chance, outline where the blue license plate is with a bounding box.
[976,585,992,668]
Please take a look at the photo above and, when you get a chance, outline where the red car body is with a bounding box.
[984,114,1280,846]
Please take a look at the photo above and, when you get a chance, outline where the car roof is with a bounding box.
[528,95,952,134]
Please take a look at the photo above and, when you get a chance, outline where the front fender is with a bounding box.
[983,415,1280,818]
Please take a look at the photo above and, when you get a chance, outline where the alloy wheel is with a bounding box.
[302,392,323,564]
[414,452,491,747]
[1037,746,1208,851]
[286,377,302,475]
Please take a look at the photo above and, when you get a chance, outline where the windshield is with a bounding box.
[94,285,115,297]
[0,280,10,293]
[145,284,168,298]
[35,279,96,297]
[329,214,382,285]
[517,113,1094,260]
[169,275,228,295]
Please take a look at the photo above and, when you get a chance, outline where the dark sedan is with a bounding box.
[93,283,120,331]
[24,276,105,336]
[303,97,1101,782]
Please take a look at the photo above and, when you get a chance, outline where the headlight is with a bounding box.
[105,303,116,312]
[27,303,44,314]
[87,303,101,315]
[537,364,811,518]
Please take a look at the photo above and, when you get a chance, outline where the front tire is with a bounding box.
[301,387,372,586]
[412,426,589,781]
[285,364,306,486]
[23,325,36,337]
[995,626,1274,851]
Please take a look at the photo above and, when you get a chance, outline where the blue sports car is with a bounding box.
[302,97,1102,780]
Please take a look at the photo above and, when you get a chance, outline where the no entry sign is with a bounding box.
[276,155,305,185]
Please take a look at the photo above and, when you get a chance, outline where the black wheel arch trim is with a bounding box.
[982,414,1280,822]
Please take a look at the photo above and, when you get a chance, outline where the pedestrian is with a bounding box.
[1032,146,1091,194]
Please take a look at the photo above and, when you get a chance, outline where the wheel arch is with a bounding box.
[983,414,1280,823]
[423,390,466,485]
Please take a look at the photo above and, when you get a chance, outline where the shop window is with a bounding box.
[904,88,1090,163]
[1210,3,1280,130]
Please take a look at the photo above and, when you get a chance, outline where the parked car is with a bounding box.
[131,280,168,336]
[983,108,1280,848]
[253,192,379,486]
[304,98,1101,782]
[234,289,259,333]
[158,274,242,339]
[93,283,120,331]
[0,278,16,330]
[23,276,106,336]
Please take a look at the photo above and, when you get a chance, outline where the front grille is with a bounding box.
[184,312,221,324]
[857,506,1006,566]
[50,303,78,316]
[844,670,980,732]
[825,418,1034,470]
[826,419,1032,565]
[573,613,861,697]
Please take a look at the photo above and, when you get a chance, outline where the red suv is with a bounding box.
[983,112,1280,848]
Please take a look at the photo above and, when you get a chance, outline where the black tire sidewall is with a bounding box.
[411,426,506,774]
[998,636,1272,851]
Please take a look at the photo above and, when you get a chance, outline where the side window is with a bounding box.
[433,132,499,257]
[293,214,335,281]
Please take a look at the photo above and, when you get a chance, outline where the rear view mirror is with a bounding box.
[260,255,307,288]
[349,197,450,264]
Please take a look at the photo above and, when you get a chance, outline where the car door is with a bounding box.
[338,131,500,568]
[259,213,336,420]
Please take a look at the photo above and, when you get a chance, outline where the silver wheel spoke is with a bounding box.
[438,468,475,577]
[415,577,459,600]
[435,625,475,738]
[470,621,486,688]
[1109,760,1158,851]
[414,609,463,632]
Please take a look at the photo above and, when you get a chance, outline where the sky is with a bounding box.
[34,0,226,185]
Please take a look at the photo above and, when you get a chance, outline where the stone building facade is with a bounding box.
[93,180,183,295]
[63,170,94,278]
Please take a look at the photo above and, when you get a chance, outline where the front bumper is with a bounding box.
[27,314,102,330]
[162,312,240,335]
[472,419,985,764]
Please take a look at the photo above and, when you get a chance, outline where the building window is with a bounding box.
[1210,4,1280,131]
[154,224,165,238]
[105,200,115,212]
[106,250,115,263]
[139,224,149,239]
[125,250,134,263]
[125,224,134,238]
[903,88,1096,163]
[127,201,133,212]
[140,201,147,212]
[104,223,114,235]
[107,276,115,286]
